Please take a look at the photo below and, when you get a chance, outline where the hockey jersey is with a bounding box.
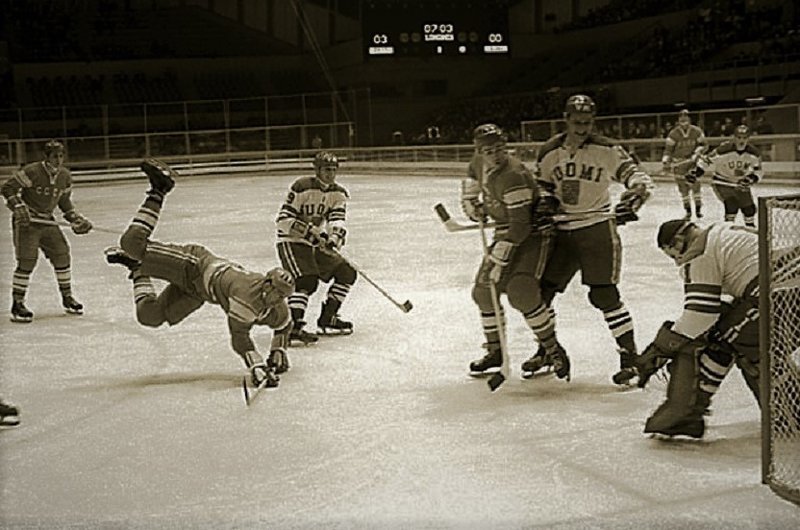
[697,142,763,185]
[276,176,348,245]
[0,161,77,219]
[672,223,759,338]
[663,124,706,163]
[536,133,652,230]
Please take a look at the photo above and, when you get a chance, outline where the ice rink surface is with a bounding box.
[1,170,799,529]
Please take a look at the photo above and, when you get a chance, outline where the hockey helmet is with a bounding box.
[473,123,506,150]
[657,219,695,264]
[313,151,339,185]
[262,267,295,306]
[564,94,596,116]
[734,125,750,149]
[677,109,691,126]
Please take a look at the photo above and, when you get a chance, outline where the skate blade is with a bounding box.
[289,337,319,346]
[648,432,706,442]
[9,316,32,324]
[468,369,500,379]
[316,328,353,336]
[0,417,20,427]
[521,368,554,380]
[64,308,84,315]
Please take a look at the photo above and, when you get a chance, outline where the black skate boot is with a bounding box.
[317,299,353,335]
[469,343,503,376]
[141,158,175,195]
[521,345,552,379]
[0,400,20,427]
[267,348,290,375]
[645,416,705,439]
[62,295,84,315]
[289,321,319,345]
[549,343,571,381]
[10,300,33,323]
[612,348,639,386]
[105,246,141,271]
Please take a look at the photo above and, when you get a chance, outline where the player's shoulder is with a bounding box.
[328,181,349,197]
[585,133,619,148]
[537,133,567,161]
[690,124,705,135]
[743,144,761,157]
[290,176,322,192]
[714,141,736,155]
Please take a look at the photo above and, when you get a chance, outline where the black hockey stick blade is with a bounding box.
[487,372,506,392]
[401,300,413,312]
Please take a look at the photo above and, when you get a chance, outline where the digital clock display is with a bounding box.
[363,3,510,58]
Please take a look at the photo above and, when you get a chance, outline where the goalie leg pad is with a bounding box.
[644,349,704,436]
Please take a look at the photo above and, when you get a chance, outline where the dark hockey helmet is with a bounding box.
[678,109,691,126]
[44,139,65,156]
[564,94,596,116]
[734,125,751,138]
[657,219,695,264]
[262,267,295,306]
[473,123,506,149]
[313,151,339,170]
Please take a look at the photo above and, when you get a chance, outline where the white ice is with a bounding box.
[1,172,799,528]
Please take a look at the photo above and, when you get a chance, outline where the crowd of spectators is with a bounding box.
[556,0,699,32]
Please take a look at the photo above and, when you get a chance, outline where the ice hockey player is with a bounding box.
[105,159,293,388]
[687,125,763,227]
[275,151,357,343]
[0,398,20,427]
[534,94,653,385]
[462,123,569,380]
[662,109,707,219]
[1,140,92,323]
[637,219,762,438]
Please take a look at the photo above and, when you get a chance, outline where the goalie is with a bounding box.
[104,159,294,388]
[637,219,761,438]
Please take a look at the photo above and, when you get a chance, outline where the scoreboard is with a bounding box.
[363,2,510,58]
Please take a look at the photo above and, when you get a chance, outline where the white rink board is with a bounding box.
[1,172,799,528]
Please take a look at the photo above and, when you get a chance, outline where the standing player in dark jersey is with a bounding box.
[534,95,653,385]
[463,124,569,380]
[275,152,358,344]
[661,110,707,220]
[105,160,294,387]
[1,140,92,323]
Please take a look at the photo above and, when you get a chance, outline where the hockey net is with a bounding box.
[759,193,800,506]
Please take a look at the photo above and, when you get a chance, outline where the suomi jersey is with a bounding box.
[697,142,763,185]
[465,153,537,245]
[536,133,652,230]
[0,161,77,219]
[672,223,759,338]
[663,124,706,162]
[276,176,348,245]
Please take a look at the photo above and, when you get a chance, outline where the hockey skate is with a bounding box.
[469,344,503,376]
[522,344,571,381]
[317,300,353,335]
[141,158,176,195]
[0,400,20,427]
[612,348,639,386]
[645,417,705,439]
[62,295,84,315]
[267,348,290,375]
[104,246,141,271]
[10,300,33,323]
[289,321,319,345]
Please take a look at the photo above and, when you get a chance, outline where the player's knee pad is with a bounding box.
[505,274,541,313]
[332,262,357,285]
[471,283,494,311]
[15,258,37,274]
[588,285,620,311]
[294,275,319,295]
[742,204,756,218]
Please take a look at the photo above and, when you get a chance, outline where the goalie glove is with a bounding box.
[12,203,31,227]
[64,211,93,235]
[736,174,758,192]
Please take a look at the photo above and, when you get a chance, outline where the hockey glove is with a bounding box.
[614,201,638,225]
[461,179,486,223]
[12,203,31,227]
[305,225,329,247]
[737,174,758,192]
[685,166,703,184]
[325,226,346,252]
[487,240,513,284]
[532,195,558,231]
[267,348,290,374]
[65,211,93,235]
[242,350,279,388]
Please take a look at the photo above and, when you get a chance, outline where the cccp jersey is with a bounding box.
[664,124,706,162]
[0,162,76,219]
[697,142,763,185]
[672,223,759,338]
[275,176,348,244]
[536,133,651,230]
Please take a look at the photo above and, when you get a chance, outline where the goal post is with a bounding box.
[759,193,800,506]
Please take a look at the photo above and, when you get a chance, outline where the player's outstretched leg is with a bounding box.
[0,399,20,427]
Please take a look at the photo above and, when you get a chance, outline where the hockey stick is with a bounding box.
[327,249,413,313]
[433,203,615,233]
[479,216,509,392]
[242,373,274,406]
[30,217,121,235]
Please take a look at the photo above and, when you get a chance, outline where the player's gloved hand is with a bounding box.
[12,203,31,227]
[532,195,558,231]
[305,225,328,247]
[243,351,279,388]
[268,348,290,374]
[65,212,93,235]
[737,174,758,192]
[462,197,486,223]
[487,240,512,284]
[324,226,346,252]
[614,201,639,225]
[685,166,702,185]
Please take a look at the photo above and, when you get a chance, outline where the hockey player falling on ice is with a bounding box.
[1,140,93,323]
[104,159,294,388]
[534,94,653,385]
[636,219,764,438]
[687,124,763,228]
[275,151,357,344]
[463,124,570,380]
[661,109,707,220]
